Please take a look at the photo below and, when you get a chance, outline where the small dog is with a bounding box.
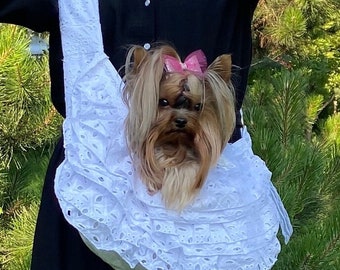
[123,45,235,210]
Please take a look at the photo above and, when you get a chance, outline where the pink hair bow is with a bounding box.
[164,50,207,75]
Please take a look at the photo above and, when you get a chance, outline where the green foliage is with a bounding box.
[268,6,307,48]
[274,205,340,269]
[270,70,308,144]
[322,114,340,146]
[0,149,51,269]
[253,0,340,113]
[0,203,39,270]
[245,64,340,269]
[0,24,61,168]
[0,148,52,223]
[0,24,60,269]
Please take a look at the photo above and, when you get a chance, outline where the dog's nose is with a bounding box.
[175,118,187,128]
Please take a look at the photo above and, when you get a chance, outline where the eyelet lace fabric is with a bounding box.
[55,0,293,269]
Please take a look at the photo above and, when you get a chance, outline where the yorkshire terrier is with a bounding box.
[123,45,235,210]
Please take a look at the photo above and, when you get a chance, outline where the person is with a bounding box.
[0,0,292,269]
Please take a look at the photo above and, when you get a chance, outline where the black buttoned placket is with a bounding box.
[141,0,154,51]
[100,0,156,70]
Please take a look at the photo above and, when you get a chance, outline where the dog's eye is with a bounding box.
[194,103,202,111]
[159,99,169,107]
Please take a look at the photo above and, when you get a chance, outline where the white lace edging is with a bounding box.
[55,0,293,269]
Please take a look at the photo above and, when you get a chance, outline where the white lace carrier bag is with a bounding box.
[55,0,293,269]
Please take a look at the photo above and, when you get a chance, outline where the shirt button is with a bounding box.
[145,0,150,6]
[143,43,151,50]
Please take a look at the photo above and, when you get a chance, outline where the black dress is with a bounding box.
[0,1,259,269]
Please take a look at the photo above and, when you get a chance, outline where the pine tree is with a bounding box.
[245,64,340,269]
[0,203,38,270]
[253,0,340,114]
[0,23,61,211]
[250,7,340,268]
[0,24,61,168]
[0,24,61,269]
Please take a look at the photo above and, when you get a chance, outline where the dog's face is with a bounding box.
[155,73,203,150]
[123,45,235,210]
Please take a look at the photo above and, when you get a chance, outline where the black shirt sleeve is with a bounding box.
[0,0,59,32]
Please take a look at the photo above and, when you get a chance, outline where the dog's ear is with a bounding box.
[132,46,148,71]
[207,54,232,82]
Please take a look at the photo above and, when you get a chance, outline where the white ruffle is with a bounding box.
[55,0,293,269]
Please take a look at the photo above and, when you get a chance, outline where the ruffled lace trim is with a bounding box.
[55,0,293,269]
